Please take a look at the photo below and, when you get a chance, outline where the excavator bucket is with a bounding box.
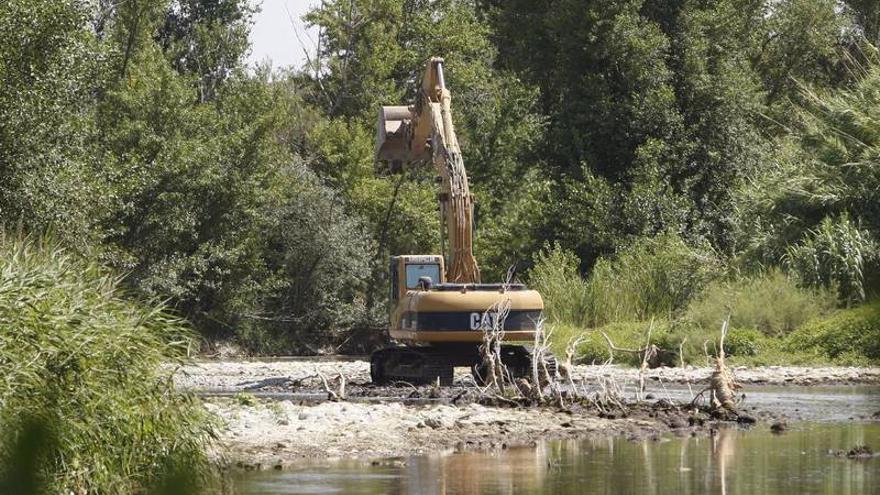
[376,58,447,169]
[376,105,417,170]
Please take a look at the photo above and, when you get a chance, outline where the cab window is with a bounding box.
[405,263,441,289]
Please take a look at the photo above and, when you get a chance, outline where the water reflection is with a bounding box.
[237,423,880,495]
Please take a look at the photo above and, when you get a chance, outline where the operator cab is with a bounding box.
[390,255,445,302]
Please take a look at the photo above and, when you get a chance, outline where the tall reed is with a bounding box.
[0,233,216,494]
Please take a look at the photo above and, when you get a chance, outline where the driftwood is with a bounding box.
[709,318,740,412]
[477,299,512,393]
[475,300,564,404]
[689,317,741,413]
[600,320,658,401]
[316,366,347,401]
[559,335,587,392]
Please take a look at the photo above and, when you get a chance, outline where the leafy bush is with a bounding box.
[0,235,215,494]
[0,0,108,245]
[785,299,880,363]
[686,269,836,336]
[585,233,720,326]
[234,163,374,354]
[529,243,590,327]
[785,214,877,306]
[735,64,880,305]
[562,321,675,367]
[532,234,718,331]
[724,328,765,357]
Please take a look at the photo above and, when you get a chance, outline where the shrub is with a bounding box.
[569,321,675,367]
[585,233,720,326]
[0,235,215,493]
[686,269,836,336]
[531,234,719,331]
[785,299,880,363]
[785,214,877,307]
[724,328,765,357]
[529,244,590,327]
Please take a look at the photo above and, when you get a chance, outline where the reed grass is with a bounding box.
[0,233,216,494]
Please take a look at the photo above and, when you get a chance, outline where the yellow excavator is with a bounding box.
[370,57,549,385]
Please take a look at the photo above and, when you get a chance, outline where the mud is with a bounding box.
[209,396,764,470]
[176,360,880,394]
[173,359,858,469]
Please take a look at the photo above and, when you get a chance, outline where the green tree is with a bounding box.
[845,0,880,47]
[485,0,773,265]
[158,0,255,101]
[305,0,547,286]
[753,0,853,106]
[735,62,880,301]
[0,0,107,245]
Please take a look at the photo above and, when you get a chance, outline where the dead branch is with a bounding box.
[678,337,688,368]
[636,321,657,401]
[475,300,565,405]
[315,366,347,401]
[336,367,346,399]
[709,317,740,412]
[678,337,695,399]
[478,299,512,394]
[560,334,587,394]
[600,321,658,402]
[600,331,659,365]
[534,322,564,405]
[530,321,546,402]
[703,339,712,367]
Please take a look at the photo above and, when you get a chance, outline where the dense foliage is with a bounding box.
[13,1,880,491]
[0,234,214,493]
[1,0,879,362]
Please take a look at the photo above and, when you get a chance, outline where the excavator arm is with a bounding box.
[375,57,481,283]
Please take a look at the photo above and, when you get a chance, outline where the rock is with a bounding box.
[298,412,310,421]
[423,417,443,429]
[846,445,874,458]
[665,418,688,429]
[736,414,757,425]
[770,422,787,434]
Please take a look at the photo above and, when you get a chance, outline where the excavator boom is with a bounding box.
[376,58,480,283]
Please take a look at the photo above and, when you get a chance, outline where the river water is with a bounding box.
[234,386,880,495]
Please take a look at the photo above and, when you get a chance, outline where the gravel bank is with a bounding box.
[209,399,675,469]
[176,359,880,392]
[172,359,880,468]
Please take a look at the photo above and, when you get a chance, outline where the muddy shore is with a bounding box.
[176,360,880,469]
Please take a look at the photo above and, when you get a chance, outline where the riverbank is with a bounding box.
[210,399,691,470]
[176,360,880,469]
[175,359,880,392]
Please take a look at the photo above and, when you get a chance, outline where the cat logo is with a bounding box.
[469,312,498,330]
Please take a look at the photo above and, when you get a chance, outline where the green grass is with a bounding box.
[532,235,719,329]
[536,242,878,368]
[548,306,880,368]
[784,299,880,365]
[685,269,836,337]
[0,234,217,494]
